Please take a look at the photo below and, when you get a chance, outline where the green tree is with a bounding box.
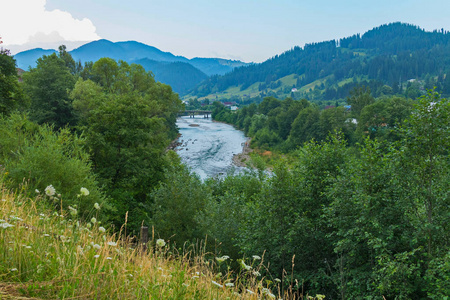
[71,59,182,231]
[356,96,412,142]
[287,106,320,148]
[151,163,207,246]
[23,53,76,129]
[0,49,25,115]
[346,86,375,117]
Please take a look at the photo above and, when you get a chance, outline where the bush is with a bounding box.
[0,113,110,220]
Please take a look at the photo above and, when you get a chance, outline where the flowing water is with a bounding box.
[175,115,247,180]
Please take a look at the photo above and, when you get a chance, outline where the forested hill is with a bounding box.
[190,22,450,101]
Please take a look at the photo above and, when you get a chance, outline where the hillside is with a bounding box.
[13,48,57,71]
[134,58,208,94]
[0,185,272,299]
[189,22,450,102]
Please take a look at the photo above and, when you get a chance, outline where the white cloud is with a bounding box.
[0,0,100,47]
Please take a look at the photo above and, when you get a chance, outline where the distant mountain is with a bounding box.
[189,57,247,77]
[134,58,207,95]
[14,39,249,94]
[189,22,450,101]
[14,48,57,70]
[69,39,189,66]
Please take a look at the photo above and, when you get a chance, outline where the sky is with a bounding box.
[2,0,450,63]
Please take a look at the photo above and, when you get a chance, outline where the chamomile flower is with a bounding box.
[45,185,56,196]
[156,239,166,247]
[80,187,89,196]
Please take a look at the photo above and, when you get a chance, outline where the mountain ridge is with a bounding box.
[13,40,249,94]
[14,39,249,76]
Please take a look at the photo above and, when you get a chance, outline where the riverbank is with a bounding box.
[167,133,182,151]
[232,138,253,167]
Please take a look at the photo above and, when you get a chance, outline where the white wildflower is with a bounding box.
[246,289,255,295]
[239,260,252,271]
[10,268,18,272]
[252,270,261,277]
[91,217,97,224]
[36,264,44,274]
[68,206,77,216]
[215,256,229,263]
[94,254,100,258]
[94,202,100,210]
[80,187,90,196]
[106,257,112,260]
[99,226,106,232]
[225,282,234,287]
[0,223,14,229]
[252,255,261,260]
[35,189,40,193]
[45,185,56,196]
[211,280,223,288]
[107,241,117,246]
[93,244,101,250]
[274,278,281,283]
[262,288,276,298]
[156,239,166,247]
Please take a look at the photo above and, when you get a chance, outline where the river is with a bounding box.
[175,115,247,180]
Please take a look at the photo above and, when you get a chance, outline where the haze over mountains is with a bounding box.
[14,40,249,94]
[14,23,450,99]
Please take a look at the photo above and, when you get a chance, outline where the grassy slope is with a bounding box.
[185,73,362,102]
[0,183,276,299]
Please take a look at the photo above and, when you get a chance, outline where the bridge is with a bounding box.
[179,110,212,118]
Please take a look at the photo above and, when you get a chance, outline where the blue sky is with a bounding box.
[2,0,450,62]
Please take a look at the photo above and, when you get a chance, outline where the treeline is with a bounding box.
[213,88,413,151]
[148,90,450,298]
[192,22,450,101]
[0,46,183,231]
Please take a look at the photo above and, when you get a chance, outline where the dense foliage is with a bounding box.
[0,49,25,115]
[213,90,413,151]
[1,49,183,233]
[152,91,449,298]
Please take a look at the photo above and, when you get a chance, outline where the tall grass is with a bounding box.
[0,184,277,299]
